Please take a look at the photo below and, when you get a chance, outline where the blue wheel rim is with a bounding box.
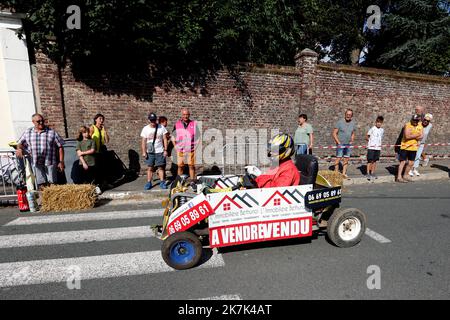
[170,240,196,265]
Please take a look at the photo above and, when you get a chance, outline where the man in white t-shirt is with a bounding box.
[366,116,384,181]
[141,113,168,190]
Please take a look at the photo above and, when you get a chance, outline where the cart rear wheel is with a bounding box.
[327,208,366,248]
[162,231,203,270]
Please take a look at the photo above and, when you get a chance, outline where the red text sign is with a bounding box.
[209,217,312,248]
[167,200,214,235]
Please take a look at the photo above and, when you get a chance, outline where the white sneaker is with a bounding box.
[408,170,414,177]
[413,169,420,176]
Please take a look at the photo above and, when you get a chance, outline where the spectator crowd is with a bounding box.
[293,106,433,183]
[15,105,434,193]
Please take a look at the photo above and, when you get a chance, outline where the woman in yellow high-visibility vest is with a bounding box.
[89,114,110,189]
[90,114,109,153]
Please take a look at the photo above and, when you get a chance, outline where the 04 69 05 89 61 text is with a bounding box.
[167,200,214,235]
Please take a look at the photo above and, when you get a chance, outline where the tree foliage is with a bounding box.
[2,0,449,82]
[364,0,450,75]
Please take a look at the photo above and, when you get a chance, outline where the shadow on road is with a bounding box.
[356,165,368,175]
[385,165,398,176]
[430,164,450,178]
[95,199,113,207]
[216,235,320,254]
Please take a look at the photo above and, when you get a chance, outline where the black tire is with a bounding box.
[161,231,203,270]
[327,208,366,248]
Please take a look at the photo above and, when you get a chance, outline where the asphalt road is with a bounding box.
[0,180,449,300]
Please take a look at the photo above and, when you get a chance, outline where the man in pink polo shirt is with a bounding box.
[172,108,200,180]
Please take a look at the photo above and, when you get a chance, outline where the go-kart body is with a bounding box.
[156,158,366,270]
[163,183,341,248]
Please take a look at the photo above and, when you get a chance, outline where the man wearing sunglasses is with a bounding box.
[396,114,423,183]
[16,114,65,188]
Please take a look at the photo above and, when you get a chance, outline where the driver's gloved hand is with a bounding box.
[245,165,262,177]
[189,181,198,192]
[242,172,258,188]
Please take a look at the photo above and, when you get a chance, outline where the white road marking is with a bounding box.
[365,228,392,244]
[6,209,163,226]
[0,226,155,248]
[197,294,242,300]
[0,250,225,287]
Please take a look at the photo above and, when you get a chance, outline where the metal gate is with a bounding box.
[0,150,21,201]
[220,143,272,176]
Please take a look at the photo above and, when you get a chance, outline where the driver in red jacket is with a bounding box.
[246,134,300,188]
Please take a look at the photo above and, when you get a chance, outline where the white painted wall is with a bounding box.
[0,36,15,150]
[0,12,36,151]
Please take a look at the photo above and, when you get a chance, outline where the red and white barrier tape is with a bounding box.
[311,142,450,149]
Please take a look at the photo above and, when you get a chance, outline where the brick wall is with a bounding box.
[313,63,450,157]
[34,49,450,172]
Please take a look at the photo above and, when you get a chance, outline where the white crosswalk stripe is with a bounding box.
[6,209,163,226]
[197,294,243,300]
[0,226,155,248]
[0,250,225,288]
[365,228,392,244]
[0,209,227,290]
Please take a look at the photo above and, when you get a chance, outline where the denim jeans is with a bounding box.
[296,144,308,155]
[413,144,424,168]
[336,144,352,158]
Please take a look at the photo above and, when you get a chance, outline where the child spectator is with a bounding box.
[366,116,384,181]
[158,116,173,157]
[159,116,177,183]
[76,126,96,184]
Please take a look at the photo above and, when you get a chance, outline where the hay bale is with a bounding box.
[41,184,97,212]
[318,170,344,187]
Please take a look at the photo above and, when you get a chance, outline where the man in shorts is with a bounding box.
[172,108,200,181]
[141,113,168,190]
[332,109,356,178]
[396,114,423,183]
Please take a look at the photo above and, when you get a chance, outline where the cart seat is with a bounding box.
[294,154,319,185]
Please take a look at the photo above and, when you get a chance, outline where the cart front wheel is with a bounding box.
[327,208,366,248]
[162,231,203,270]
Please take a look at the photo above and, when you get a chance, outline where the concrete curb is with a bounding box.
[99,190,167,201]
[100,171,448,201]
[344,171,449,185]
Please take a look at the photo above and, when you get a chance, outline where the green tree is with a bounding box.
[3,0,447,79]
[364,0,450,75]
[319,0,390,65]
